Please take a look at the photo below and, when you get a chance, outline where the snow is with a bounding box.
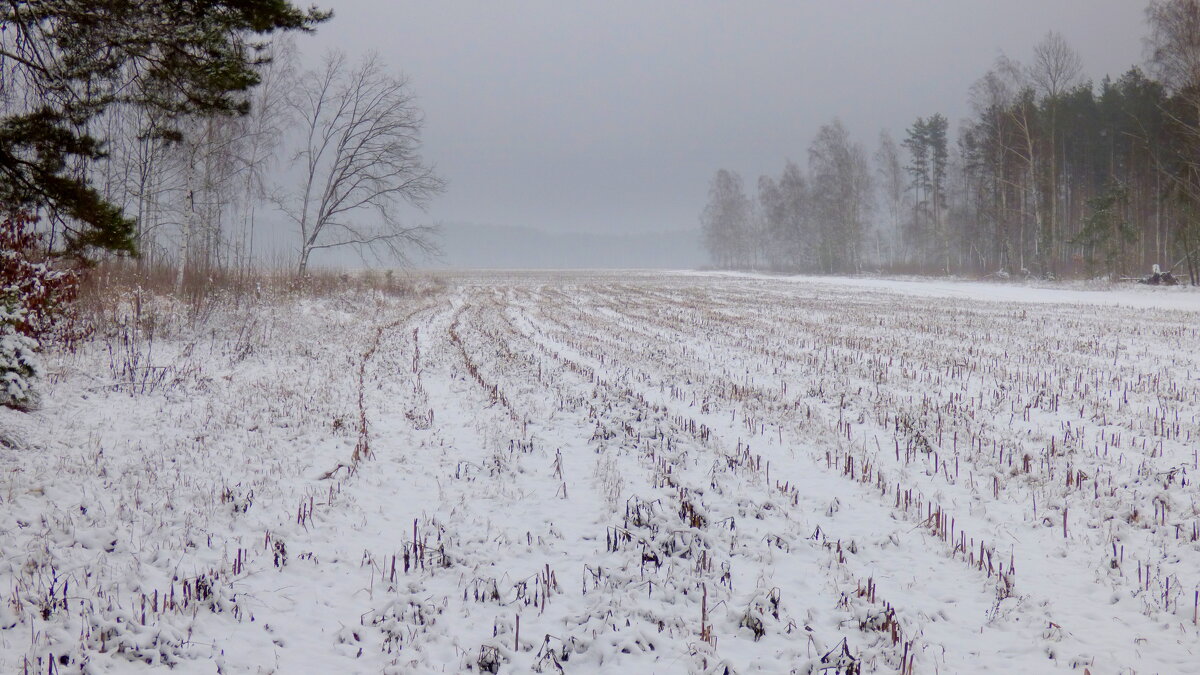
[2,271,1199,673]
[690,270,1200,311]
[0,326,39,406]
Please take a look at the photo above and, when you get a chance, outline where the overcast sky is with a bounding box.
[303,1,1146,235]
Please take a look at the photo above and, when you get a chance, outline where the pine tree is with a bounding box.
[1072,182,1134,277]
[925,114,950,272]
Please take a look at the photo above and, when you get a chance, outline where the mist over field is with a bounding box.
[431,223,704,269]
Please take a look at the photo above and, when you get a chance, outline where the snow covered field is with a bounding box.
[3,271,1200,673]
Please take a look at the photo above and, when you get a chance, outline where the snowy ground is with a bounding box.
[3,271,1200,673]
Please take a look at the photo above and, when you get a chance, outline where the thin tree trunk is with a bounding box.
[177,149,195,292]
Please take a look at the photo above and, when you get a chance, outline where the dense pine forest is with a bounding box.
[702,3,1200,284]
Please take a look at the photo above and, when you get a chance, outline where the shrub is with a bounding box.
[0,213,78,409]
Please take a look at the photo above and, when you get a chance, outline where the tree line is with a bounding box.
[703,1,1200,284]
[0,1,443,282]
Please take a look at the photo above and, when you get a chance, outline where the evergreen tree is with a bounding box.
[903,117,931,263]
[1072,181,1134,276]
[925,114,950,272]
[902,115,947,270]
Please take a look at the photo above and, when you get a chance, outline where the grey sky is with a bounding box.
[304,1,1145,235]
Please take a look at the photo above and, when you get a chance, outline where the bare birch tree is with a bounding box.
[1029,31,1082,274]
[809,120,872,273]
[1147,0,1200,283]
[278,50,444,275]
[701,169,751,269]
[230,38,296,273]
[875,131,906,266]
[759,161,812,271]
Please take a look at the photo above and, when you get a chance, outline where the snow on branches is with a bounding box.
[0,213,77,408]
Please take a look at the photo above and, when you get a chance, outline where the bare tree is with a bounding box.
[278,50,444,275]
[87,102,177,268]
[1147,2,1200,169]
[1030,31,1082,274]
[701,169,751,269]
[1147,0,1200,97]
[809,120,872,273]
[994,55,1045,273]
[1147,0,1200,283]
[966,65,1024,273]
[231,38,296,273]
[875,130,906,266]
[1029,32,1083,100]
[172,110,265,288]
[758,161,812,271]
[173,40,296,286]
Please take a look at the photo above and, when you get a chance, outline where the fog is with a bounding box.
[300,1,1144,264]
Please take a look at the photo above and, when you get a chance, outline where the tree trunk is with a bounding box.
[298,246,311,277]
[177,147,196,292]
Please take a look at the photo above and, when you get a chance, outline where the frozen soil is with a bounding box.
[2,271,1199,673]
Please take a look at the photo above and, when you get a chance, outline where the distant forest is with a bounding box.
[701,1,1200,284]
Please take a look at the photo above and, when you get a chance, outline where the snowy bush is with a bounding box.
[0,311,39,408]
[0,213,77,409]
